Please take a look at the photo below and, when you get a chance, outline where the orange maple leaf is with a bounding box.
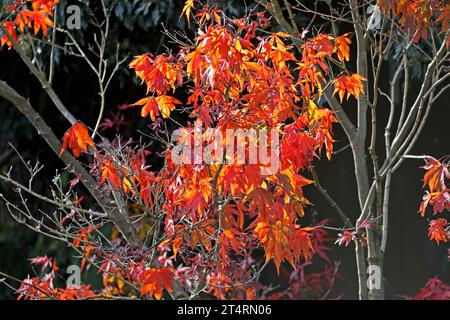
[99,160,121,190]
[334,32,352,62]
[428,218,449,245]
[254,220,293,272]
[59,121,95,158]
[129,53,183,95]
[15,9,53,37]
[129,54,151,82]
[333,73,365,102]
[122,176,135,195]
[1,22,17,48]
[422,159,444,194]
[156,95,182,118]
[131,96,159,121]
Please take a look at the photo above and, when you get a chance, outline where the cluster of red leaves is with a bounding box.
[54,285,96,300]
[99,245,182,300]
[283,264,341,300]
[7,0,448,301]
[378,0,450,46]
[19,246,177,300]
[128,14,351,277]
[93,149,158,204]
[254,220,314,272]
[74,237,176,300]
[129,27,361,126]
[129,53,183,120]
[418,157,450,247]
[411,277,450,300]
[17,256,96,300]
[333,73,366,103]
[1,0,58,49]
[129,264,174,300]
[98,260,127,296]
[29,255,57,272]
[297,32,364,102]
[333,219,374,248]
[428,218,449,245]
[266,223,341,300]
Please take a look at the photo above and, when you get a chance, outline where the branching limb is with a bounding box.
[0,80,137,244]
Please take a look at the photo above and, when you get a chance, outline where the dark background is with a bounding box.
[0,0,448,299]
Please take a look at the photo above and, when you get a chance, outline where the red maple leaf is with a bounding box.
[99,159,121,190]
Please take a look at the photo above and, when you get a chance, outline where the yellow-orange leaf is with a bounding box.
[131,95,181,120]
[156,95,182,118]
[334,32,352,62]
[181,0,195,27]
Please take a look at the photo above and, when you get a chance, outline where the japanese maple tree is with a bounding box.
[0,0,449,300]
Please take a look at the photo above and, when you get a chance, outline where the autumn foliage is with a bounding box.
[418,157,450,247]
[1,0,449,300]
[1,0,56,49]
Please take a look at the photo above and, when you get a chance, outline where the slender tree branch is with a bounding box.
[0,80,137,244]
[311,168,353,228]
